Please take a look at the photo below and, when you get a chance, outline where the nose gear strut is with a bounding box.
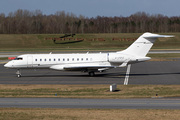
[16,69,21,77]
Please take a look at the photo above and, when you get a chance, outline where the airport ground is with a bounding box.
[1,33,180,119]
[1,59,180,104]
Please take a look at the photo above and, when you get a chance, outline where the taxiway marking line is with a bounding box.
[124,64,131,85]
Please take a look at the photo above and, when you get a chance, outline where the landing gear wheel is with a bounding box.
[89,71,95,77]
[17,74,21,78]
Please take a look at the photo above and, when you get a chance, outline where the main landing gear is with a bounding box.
[16,69,21,78]
[88,71,95,77]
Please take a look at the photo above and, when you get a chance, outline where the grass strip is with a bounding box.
[0,57,8,60]
[0,84,180,98]
[0,108,179,120]
[147,53,180,61]
[147,53,180,58]
[0,33,178,51]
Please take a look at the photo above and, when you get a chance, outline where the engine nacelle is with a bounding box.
[108,53,136,63]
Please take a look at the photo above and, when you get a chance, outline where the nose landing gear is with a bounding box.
[16,69,21,78]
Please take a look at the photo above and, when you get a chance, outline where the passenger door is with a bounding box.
[27,56,33,67]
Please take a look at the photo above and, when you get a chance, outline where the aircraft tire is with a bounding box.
[17,74,21,78]
[89,71,95,77]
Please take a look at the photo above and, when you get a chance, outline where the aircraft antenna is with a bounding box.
[87,49,89,54]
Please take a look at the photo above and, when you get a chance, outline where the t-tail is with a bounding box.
[118,32,174,57]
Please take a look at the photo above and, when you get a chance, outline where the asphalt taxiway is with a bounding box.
[1,60,180,109]
[1,98,180,109]
[1,61,180,85]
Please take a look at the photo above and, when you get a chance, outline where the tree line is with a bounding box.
[0,9,180,34]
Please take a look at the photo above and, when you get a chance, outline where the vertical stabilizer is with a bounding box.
[118,32,174,57]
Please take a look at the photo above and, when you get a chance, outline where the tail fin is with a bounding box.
[118,32,174,57]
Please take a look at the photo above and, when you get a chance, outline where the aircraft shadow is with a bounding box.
[20,72,180,78]
[128,72,180,76]
[22,72,125,78]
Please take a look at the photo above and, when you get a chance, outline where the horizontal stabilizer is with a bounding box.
[143,33,174,38]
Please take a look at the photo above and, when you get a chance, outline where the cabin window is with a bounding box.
[81,58,83,61]
[49,59,51,61]
[67,58,69,61]
[14,57,23,60]
[63,58,65,61]
[54,59,56,61]
[58,58,60,61]
[86,58,88,61]
[44,59,46,61]
[72,58,74,61]
[40,59,42,61]
[35,59,37,61]
[77,58,79,61]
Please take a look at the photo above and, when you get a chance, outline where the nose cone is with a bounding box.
[4,62,12,68]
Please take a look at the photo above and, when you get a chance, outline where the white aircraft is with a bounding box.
[4,32,173,77]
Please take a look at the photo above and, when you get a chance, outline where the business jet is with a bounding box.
[4,32,173,77]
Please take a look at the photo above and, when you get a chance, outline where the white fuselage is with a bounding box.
[4,52,142,71]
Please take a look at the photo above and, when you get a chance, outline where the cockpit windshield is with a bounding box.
[14,57,23,60]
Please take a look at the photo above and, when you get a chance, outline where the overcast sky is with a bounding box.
[0,0,180,17]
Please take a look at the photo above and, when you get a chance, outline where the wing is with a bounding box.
[50,65,115,71]
[64,66,115,71]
